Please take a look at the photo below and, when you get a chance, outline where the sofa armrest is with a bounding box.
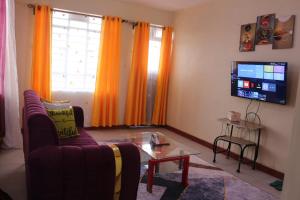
[28,114,59,153]
[28,143,141,200]
[73,106,84,128]
[28,145,116,200]
[116,143,141,200]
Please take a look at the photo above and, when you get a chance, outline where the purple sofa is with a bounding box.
[22,90,140,200]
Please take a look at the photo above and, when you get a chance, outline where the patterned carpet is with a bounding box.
[137,155,279,200]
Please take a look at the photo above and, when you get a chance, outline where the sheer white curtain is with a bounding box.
[146,27,162,124]
[2,0,21,148]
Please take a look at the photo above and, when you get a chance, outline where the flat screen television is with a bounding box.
[231,61,288,105]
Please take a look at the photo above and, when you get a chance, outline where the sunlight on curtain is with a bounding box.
[152,27,173,125]
[31,5,52,100]
[125,22,150,126]
[92,16,122,127]
[2,0,22,148]
[146,27,162,124]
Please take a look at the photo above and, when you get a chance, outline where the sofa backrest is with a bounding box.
[22,90,58,161]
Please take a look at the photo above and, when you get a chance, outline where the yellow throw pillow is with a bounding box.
[47,108,79,139]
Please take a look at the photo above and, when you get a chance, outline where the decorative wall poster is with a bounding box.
[273,15,296,49]
[255,14,276,45]
[239,23,256,52]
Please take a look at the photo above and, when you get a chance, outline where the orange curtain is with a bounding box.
[92,17,122,127]
[125,22,150,126]
[31,5,52,100]
[152,27,173,125]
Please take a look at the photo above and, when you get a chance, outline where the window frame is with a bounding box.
[51,11,102,92]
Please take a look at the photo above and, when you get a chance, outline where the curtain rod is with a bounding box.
[27,4,165,29]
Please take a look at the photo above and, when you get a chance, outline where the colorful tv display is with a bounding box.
[231,61,288,105]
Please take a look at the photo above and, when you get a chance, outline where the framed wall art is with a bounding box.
[255,14,276,45]
[273,15,296,49]
[239,23,256,52]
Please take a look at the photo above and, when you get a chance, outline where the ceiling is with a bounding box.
[118,0,208,11]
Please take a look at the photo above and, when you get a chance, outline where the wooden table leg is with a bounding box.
[182,156,189,187]
[147,160,155,193]
[147,156,190,192]
[155,162,160,174]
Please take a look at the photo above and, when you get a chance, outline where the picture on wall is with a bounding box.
[239,23,256,52]
[255,14,276,45]
[273,15,296,49]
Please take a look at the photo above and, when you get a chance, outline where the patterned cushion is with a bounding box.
[47,108,79,138]
[43,101,71,110]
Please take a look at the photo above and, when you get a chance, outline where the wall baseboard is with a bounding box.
[85,125,128,130]
[84,125,163,130]
[165,125,284,180]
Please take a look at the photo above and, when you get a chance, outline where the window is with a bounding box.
[148,27,162,75]
[146,27,162,123]
[51,11,101,92]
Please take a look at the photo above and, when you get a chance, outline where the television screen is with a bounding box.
[231,61,288,105]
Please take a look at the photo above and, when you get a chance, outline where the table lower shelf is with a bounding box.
[216,135,256,146]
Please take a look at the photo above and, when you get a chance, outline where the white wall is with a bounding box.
[281,78,300,200]
[15,0,174,126]
[168,0,300,173]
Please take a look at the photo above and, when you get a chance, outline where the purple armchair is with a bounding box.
[22,90,140,200]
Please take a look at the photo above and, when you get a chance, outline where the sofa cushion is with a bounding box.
[59,128,97,146]
[47,108,79,139]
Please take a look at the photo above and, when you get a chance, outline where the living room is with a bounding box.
[0,0,299,199]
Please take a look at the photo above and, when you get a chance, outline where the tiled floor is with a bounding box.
[0,128,281,200]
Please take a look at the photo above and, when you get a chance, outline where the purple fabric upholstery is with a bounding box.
[116,143,141,200]
[22,90,140,200]
[29,145,115,200]
[23,90,58,162]
[59,128,98,146]
[72,106,84,128]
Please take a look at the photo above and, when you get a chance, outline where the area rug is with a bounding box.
[97,139,278,200]
[136,155,279,200]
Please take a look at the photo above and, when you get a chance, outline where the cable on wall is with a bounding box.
[245,99,261,120]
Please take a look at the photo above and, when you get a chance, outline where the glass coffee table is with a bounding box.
[129,132,201,193]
